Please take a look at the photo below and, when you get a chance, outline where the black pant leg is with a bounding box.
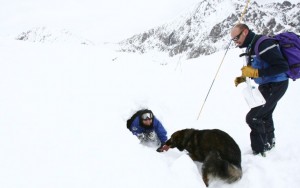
[246,80,288,152]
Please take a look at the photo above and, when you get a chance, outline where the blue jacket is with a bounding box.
[243,31,289,85]
[251,54,288,84]
[130,116,168,144]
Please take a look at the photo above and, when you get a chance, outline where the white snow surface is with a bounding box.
[0,37,300,188]
[1,0,300,187]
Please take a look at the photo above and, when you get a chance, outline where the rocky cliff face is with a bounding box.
[119,0,300,59]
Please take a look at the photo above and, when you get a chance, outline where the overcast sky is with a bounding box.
[0,0,199,42]
[1,0,298,43]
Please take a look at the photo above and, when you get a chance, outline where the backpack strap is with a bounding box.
[127,111,141,130]
[254,36,271,58]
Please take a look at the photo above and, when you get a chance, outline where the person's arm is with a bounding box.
[153,117,167,144]
[258,39,289,77]
[130,117,143,136]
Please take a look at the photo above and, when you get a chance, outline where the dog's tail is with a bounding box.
[202,151,242,187]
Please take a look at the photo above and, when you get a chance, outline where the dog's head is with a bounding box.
[165,129,194,151]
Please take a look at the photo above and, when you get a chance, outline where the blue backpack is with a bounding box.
[254,32,300,81]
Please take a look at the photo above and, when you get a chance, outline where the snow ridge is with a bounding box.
[16,27,94,45]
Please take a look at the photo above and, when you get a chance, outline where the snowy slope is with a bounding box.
[1,0,300,187]
[0,37,300,188]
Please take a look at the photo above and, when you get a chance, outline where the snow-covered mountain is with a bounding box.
[119,0,300,59]
[16,27,94,45]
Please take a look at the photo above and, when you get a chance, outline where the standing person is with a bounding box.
[127,109,168,152]
[231,23,289,156]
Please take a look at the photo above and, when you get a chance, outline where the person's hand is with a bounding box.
[157,144,170,152]
[241,66,259,78]
[234,76,246,87]
[161,145,170,151]
[156,143,166,152]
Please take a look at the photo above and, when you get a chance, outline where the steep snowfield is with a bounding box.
[1,1,300,187]
[0,38,299,188]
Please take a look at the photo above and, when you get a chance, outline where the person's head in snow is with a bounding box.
[126,109,168,152]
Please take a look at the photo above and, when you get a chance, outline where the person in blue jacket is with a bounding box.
[231,23,289,156]
[127,109,168,152]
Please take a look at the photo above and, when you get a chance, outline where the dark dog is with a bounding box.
[161,129,242,187]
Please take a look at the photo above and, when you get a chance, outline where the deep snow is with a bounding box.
[0,37,300,188]
[1,0,300,187]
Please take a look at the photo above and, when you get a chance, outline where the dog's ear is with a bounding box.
[180,129,194,148]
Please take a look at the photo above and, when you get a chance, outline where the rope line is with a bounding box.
[238,0,251,23]
[196,0,251,120]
